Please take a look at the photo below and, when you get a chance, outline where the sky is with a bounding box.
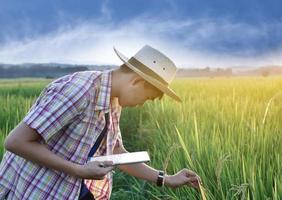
[0,0,281,67]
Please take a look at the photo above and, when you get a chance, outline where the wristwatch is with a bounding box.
[156,170,165,187]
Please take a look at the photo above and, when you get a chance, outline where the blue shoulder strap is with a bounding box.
[88,112,109,158]
[79,112,110,200]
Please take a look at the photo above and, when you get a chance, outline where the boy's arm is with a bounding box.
[113,143,201,188]
[113,144,160,183]
[4,122,113,180]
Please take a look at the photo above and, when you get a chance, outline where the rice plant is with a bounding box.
[0,77,281,200]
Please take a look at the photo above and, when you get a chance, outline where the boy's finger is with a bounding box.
[101,166,114,173]
[185,170,197,177]
[196,176,202,185]
[185,177,200,187]
[191,179,201,187]
[186,176,198,182]
[98,161,113,168]
[103,161,114,166]
[185,171,202,184]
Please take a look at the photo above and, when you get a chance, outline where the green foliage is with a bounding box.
[118,77,282,200]
[0,77,281,199]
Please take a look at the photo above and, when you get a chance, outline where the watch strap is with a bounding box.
[156,170,165,187]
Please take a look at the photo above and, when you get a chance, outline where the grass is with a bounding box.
[0,77,281,200]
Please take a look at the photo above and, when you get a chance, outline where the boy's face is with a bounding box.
[118,76,162,107]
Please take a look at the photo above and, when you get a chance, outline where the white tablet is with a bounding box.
[88,151,150,165]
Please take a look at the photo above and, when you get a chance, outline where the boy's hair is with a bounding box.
[120,64,164,100]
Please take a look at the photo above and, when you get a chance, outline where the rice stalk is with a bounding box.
[175,125,195,169]
[262,91,282,125]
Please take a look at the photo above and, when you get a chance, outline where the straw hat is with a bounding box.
[114,45,182,102]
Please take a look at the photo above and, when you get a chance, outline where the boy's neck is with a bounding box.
[110,68,123,101]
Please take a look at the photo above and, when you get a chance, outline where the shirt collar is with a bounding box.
[94,70,112,112]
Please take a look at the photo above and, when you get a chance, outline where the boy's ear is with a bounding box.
[131,75,145,86]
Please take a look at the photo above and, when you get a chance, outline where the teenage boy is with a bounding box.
[0,45,201,200]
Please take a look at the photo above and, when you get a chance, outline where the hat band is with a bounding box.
[128,57,168,86]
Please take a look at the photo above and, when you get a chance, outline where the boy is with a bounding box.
[0,45,201,199]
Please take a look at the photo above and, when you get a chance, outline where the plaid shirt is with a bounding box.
[0,70,123,200]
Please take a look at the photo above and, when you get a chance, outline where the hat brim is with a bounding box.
[114,47,182,103]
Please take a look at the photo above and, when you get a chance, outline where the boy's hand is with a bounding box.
[75,161,114,180]
[164,168,202,189]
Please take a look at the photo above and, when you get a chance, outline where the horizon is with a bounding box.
[1,62,282,70]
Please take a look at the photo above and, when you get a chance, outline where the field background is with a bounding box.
[0,77,281,200]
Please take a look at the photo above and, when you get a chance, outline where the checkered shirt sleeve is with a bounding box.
[23,77,89,143]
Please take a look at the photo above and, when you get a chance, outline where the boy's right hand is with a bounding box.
[75,161,114,180]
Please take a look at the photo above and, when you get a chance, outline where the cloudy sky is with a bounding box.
[0,0,281,67]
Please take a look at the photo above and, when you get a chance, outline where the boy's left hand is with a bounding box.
[165,168,202,189]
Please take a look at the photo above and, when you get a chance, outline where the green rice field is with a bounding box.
[0,77,281,200]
